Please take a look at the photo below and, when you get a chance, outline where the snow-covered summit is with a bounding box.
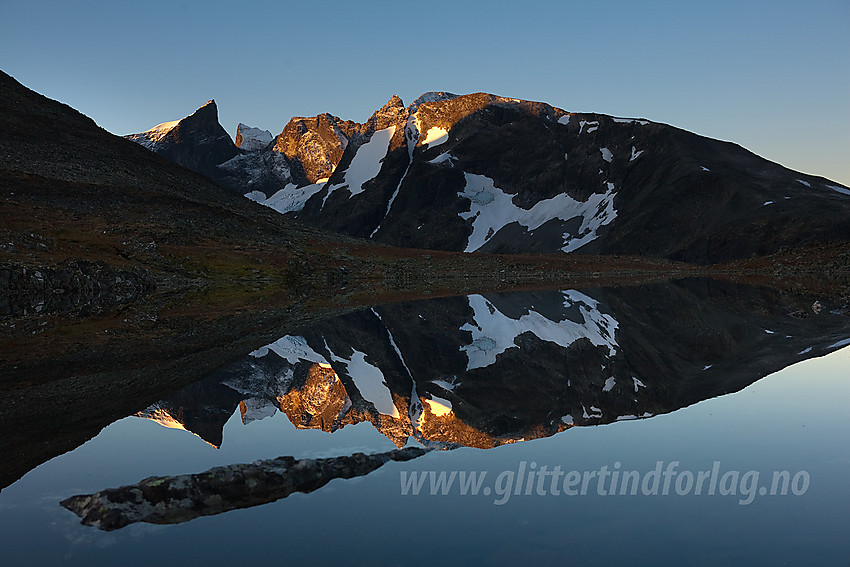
[125,119,179,150]
[408,91,459,112]
[235,123,273,151]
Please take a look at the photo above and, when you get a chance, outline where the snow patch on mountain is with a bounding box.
[424,395,452,416]
[558,115,571,125]
[240,398,278,424]
[404,111,421,159]
[371,308,415,381]
[827,184,850,196]
[323,126,395,207]
[432,379,459,391]
[422,127,449,148]
[459,291,619,370]
[251,335,331,367]
[372,118,419,237]
[245,190,266,203]
[428,152,455,165]
[457,173,617,253]
[629,146,644,161]
[331,348,400,418]
[612,117,650,125]
[600,148,613,162]
[126,120,179,150]
[583,405,603,419]
[562,186,617,252]
[579,120,599,134]
[251,180,327,214]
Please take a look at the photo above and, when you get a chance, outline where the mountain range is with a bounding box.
[128,92,850,264]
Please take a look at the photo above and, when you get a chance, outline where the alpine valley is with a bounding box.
[2,69,850,553]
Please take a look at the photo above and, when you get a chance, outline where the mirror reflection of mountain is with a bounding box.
[138,279,850,449]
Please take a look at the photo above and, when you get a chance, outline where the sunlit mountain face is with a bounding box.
[136,279,850,450]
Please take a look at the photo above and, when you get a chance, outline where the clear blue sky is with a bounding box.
[2,0,848,185]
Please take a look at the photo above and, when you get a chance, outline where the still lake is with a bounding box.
[2,280,849,565]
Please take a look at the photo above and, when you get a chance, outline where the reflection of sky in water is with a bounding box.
[1,345,848,564]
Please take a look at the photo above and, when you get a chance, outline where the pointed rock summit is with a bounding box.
[366,94,407,131]
[125,99,237,182]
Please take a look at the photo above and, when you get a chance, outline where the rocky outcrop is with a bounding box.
[0,260,155,318]
[277,363,350,431]
[61,447,428,530]
[271,113,359,186]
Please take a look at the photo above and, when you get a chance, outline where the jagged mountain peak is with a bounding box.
[384,94,405,109]
[190,99,218,118]
[125,97,238,181]
[272,112,359,184]
[178,99,226,132]
[128,99,227,145]
[366,94,408,132]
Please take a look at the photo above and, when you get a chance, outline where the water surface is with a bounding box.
[1,280,848,565]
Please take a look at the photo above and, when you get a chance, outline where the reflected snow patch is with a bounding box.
[460,291,619,370]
